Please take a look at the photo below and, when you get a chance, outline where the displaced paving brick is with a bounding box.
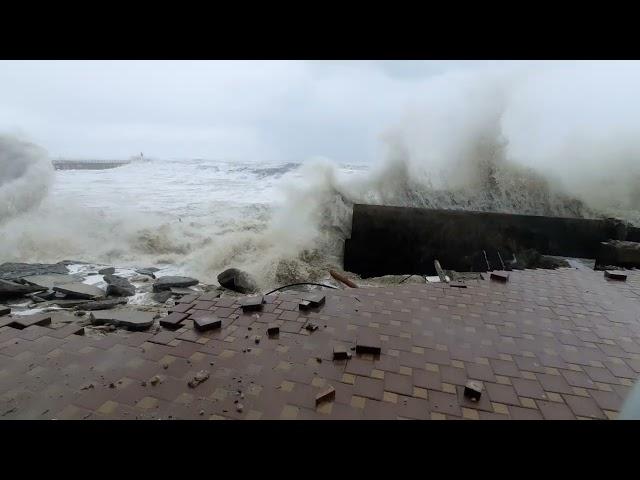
[464,380,483,402]
[159,312,188,330]
[604,270,627,281]
[356,329,381,355]
[315,385,336,406]
[300,294,326,309]
[333,345,349,360]
[90,310,156,331]
[490,272,509,283]
[193,315,222,332]
[449,282,467,288]
[267,323,280,337]
[9,313,52,329]
[241,295,264,312]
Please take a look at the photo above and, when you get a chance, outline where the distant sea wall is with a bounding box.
[52,159,131,170]
[343,204,628,277]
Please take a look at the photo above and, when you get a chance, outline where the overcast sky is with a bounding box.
[0,60,517,163]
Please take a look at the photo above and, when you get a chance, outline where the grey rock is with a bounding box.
[89,309,157,331]
[33,290,57,301]
[0,262,69,282]
[0,279,46,298]
[98,267,115,275]
[0,306,10,316]
[79,298,128,311]
[153,276,199,292]
[42,299,92,308]
[53,282,106,300]
[153,291,173,303]
[188,370,210,388]
[22,274,82,290]
[170,287,198,295]
[136,268,159,278]
[217,268,257,294]
[104,274,136,297]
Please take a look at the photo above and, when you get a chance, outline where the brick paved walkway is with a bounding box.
[1,267,639,419]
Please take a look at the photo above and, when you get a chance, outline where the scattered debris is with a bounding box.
[80,382,95,390]
[449,281,467,288]
[236,403,244,413]
[464,380,483,402]
[305,322,319,332]
[253,335,261,344]
[188,370,210,388]
[434,260,448,283]
[149,375,161,386]
[329,269,358,288]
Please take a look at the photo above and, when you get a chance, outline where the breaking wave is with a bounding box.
[2,62,640,290]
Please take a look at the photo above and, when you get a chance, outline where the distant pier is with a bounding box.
[52,159,132,170]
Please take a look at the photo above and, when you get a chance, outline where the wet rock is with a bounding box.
[98,267,115,275]
[153,276,199,292]
[217,268,258,294]
[53,283,106,300]
[129,275,150,283]
[0,262,69,282]
[21,274,81,290]
[136,267,160,278]
[79,298,127,311]
[104,274,136,297]
[0,306,10,316]
[188,370,210,388]
[153,291,173,303]
[90,309,157,331]
[170,287,198,295]
[35,290,57,301]
[0,279,46,298]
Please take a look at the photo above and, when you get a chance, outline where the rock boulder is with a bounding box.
[153,276,199,292]
[217,268,257,294]
[104,275,136,297]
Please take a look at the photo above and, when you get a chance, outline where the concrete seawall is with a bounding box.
[343,204,625,278]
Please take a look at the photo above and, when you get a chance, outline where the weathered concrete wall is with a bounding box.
[344,204,623,278]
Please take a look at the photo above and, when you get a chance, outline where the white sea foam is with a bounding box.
[2,61,640,289]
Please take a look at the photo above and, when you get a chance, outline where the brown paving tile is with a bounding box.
[508,405,544,420]
[512,378,548,400]
[384,372,413,396]
[537,401,575,420]
[536,373,574,394]
[485,382,520,406]
[353,376,384,401]
[428,390,462,417]
[563,394,606,419]
[588,389,624,411]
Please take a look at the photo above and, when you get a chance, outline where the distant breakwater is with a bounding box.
[52,159,131,170]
